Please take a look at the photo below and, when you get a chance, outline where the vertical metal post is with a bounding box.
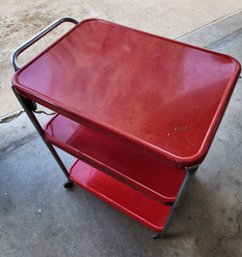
[153,165,199,239]
[12,87,74,188]
[173,165,198,209]
[10,18,79,188]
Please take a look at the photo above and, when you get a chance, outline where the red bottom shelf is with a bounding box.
[69,160,172,232]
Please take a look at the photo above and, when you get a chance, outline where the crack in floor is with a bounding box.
[0,109,55,124]
[213,208,242,257]
[0,109,24,123]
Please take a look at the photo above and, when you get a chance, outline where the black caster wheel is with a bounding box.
[64,180,74,189]
[152,233,161,240]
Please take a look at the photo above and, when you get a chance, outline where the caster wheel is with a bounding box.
[152,233,161,240]
[64,180,74,189]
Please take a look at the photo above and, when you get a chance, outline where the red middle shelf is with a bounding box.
[44,114,186,203]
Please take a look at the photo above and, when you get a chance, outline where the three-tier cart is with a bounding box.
[11,17,241,238]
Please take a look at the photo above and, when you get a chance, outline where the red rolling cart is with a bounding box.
[11,17,240,238]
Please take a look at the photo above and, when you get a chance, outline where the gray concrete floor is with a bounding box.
[1,9,242,257]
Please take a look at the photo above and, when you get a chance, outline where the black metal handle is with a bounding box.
[11,16,78,71]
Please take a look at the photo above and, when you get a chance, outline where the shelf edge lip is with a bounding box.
[43,130,177,205]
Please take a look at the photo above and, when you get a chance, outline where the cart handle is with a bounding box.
[11,16,79,71]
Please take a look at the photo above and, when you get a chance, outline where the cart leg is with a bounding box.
[12,88,74,188]
[153,165,199,239]
[173,165,198,209]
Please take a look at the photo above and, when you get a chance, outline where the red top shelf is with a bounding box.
[12,18,241,166]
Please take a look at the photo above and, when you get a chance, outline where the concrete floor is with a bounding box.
[1,6,242,257]
[1,0,242,117]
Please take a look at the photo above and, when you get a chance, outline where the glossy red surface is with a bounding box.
[45,114,186,203]
[70,160,172,231]
[12,18,241,166]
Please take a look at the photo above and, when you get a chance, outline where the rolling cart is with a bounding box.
[11,17,241,238]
